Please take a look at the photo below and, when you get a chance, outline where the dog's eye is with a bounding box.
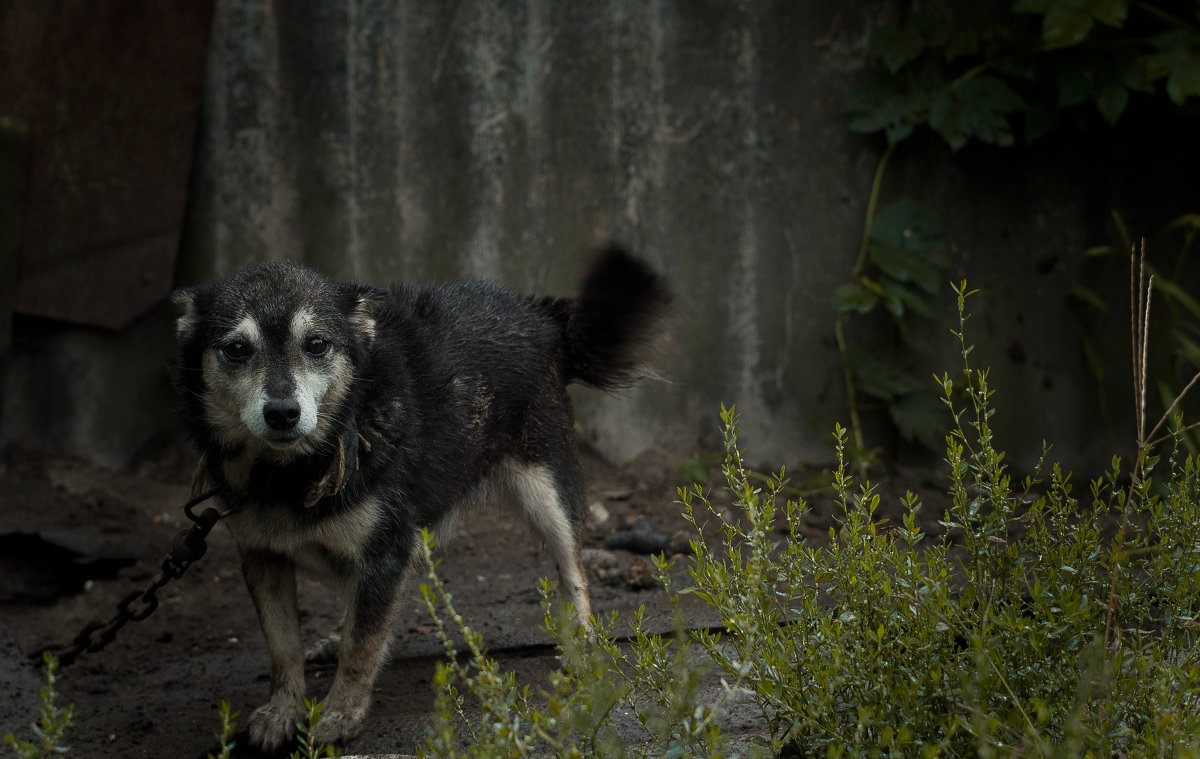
[305,337,330,356]
[222,341,252,362]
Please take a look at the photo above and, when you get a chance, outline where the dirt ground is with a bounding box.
[0,428,945,758]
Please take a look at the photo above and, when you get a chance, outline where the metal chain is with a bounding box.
[43,484,229,668]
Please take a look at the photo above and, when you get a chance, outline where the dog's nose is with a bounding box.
[263,399,302,431]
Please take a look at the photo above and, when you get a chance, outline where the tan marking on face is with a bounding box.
[201,308,358,463]
[313,350,353,439]
[201,315,267,449]
[287,307,354,452]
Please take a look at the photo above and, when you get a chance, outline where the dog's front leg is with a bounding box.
[311,570,407,746]
[241,549,306,752]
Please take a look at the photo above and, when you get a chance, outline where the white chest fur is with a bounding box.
[219,494,384,580]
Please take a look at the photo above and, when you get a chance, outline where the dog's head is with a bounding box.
[173,262,378,462]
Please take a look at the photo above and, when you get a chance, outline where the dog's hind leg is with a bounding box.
[241,550,307,752]
[507,462,593,630]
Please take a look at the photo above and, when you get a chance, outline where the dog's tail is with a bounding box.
[559,245,672,390]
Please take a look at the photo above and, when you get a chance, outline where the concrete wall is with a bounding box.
[174,0,886,468]
[7,0,1184,473]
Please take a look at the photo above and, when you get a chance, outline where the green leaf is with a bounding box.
[1016,0,1128,50]
[885,277,938,317]
[1068,284,1109,312]
[1146,30,1200,105]
[868,14,949,73]
[869,246,948,297]
[1094,79,1129,124]
[870,26,925,74]
[1168,213,1200,230]
[845,347,928,401]
[868,200,946,292]
[837,282,879,314]
[1175,333,1200,370]
[879,282,906,318]
[945,22,1011,61]
[871,200,943,250]
[1088,0,1128,27]
[1054,47,1142,123]
[1119,53,1153,94]
[847,77,932,145]
[1151,275,1200,320]
[929,75,1024,150]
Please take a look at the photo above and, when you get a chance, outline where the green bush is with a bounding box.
[419,282,1200,758]
[682,282,1200,756]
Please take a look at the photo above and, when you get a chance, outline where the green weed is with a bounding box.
[203,697,338,759]
[207,700,238,759]
[4,652,74,758]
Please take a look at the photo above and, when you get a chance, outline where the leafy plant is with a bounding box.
[836,193,950,456]
[206,700,238,759]
[849,1,1200,149]
[4,652,73,758]
[292,699,341,759]
[839,0,1200,459]
[682,282,1200,756]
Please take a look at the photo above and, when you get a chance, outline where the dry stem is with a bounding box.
[1104,239,1196,651]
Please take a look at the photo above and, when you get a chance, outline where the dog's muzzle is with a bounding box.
[263,398,302,437]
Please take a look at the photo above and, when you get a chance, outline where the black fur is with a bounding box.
[172,246,670,749]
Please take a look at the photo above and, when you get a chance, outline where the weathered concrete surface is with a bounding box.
[0,117,27,441]
[0,1,213,329]
[5,0,1189,473]
[2,307,180,471]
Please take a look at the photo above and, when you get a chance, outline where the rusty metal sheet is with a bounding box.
[1,1,214,329]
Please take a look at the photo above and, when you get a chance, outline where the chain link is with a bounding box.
[43,485,228,667]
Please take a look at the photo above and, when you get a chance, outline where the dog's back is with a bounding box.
[361,245,671,520]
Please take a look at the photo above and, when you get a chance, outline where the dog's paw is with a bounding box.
[304,632,341,664]
[310,705,366,747]
[248,701,302,753]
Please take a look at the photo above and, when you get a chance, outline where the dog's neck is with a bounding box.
[201,418,366,510]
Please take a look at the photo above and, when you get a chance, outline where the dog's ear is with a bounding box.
[171,288,200,341]
[342,284,382,348]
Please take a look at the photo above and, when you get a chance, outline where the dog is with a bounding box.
[171,245,670,751]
